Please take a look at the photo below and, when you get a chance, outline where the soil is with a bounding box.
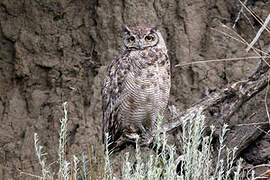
[0,0,269,179]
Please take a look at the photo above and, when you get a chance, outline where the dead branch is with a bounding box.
[163,48,270,158]
[112,48,270,159]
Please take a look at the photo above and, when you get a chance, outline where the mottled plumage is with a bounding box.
[102,26,171,149]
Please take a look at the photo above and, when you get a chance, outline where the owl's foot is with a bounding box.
[139,133,154,146]
[124,132,154,146]
[125,133,140,142]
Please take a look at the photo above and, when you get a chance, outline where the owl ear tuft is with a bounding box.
[150,26,158,33]
[123,25,131,34]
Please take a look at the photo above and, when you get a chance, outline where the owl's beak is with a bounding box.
[138,41,143,49]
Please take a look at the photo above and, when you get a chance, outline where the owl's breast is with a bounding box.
[119,49,170,130]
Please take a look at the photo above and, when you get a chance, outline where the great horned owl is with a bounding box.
[102,26,171,149]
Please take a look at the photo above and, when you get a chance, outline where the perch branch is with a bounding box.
[113,49,270,155]
[165,49,270,135]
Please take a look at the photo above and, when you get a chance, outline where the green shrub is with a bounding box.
[102,108,244,180]
[33,104,245,180]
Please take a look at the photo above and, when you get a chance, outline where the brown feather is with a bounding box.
[102,26,170,149]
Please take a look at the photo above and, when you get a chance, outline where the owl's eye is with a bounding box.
[128,36,135,43]
[145,35,153,42]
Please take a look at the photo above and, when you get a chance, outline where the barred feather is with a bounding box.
[102,26,170,149]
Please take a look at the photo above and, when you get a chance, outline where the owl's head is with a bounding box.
[123,26,161,50]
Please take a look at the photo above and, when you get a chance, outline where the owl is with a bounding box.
[102,26,171,150]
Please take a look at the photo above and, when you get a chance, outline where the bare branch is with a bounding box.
[112,47,270,157]
[246,14,270,52]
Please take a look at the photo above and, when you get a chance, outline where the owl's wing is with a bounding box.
[102,56,127,144]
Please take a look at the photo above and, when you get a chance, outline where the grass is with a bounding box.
[32,103,247,180]
[102,108,244,180]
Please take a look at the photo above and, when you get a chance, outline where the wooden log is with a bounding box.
[113,50,270,160]
[164,51,270,159]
